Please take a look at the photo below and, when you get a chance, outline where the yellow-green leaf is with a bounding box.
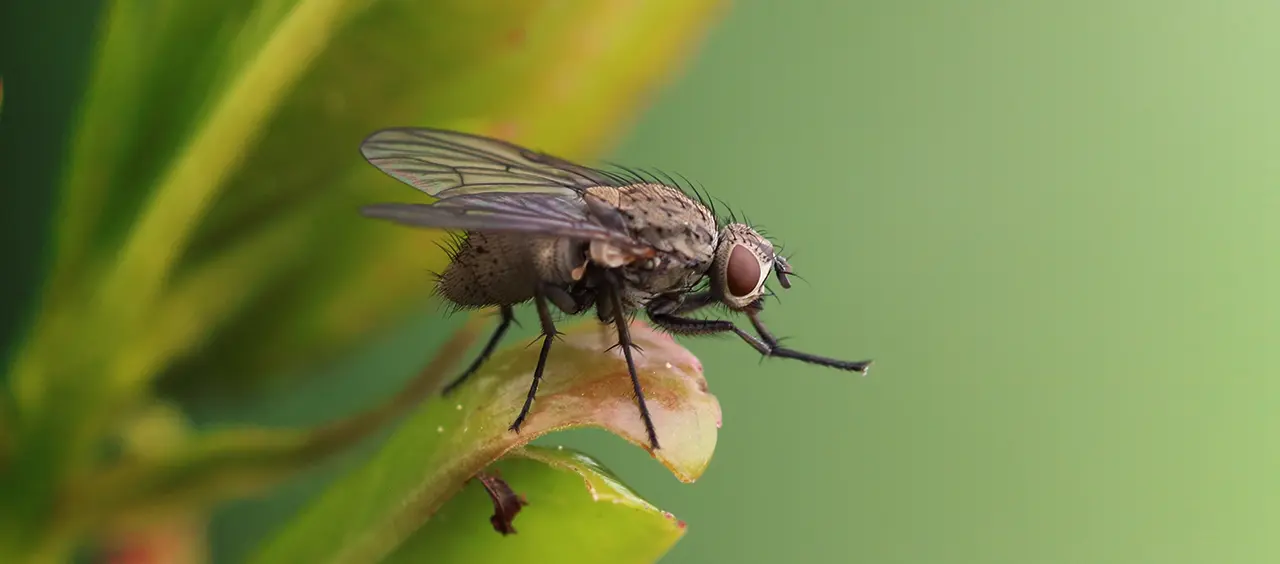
[385,446,687,564]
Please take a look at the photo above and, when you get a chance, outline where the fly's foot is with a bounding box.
[508,417,525,434]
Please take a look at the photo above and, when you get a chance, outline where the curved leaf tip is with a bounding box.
[453,319,720,482]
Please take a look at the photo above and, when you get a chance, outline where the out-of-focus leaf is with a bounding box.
[384,445,687,564]
[247,320,719,564]
[93,403,208,564]
[69,315,485,533]
[96,515,207,564]
[5,0,378,502]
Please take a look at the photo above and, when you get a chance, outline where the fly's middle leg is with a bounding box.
[509,291,560,433]
[606,271,661,451]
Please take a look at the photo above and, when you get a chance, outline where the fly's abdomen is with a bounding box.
[437,231,585,307]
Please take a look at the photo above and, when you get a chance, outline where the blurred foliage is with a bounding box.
[0,0,726,562]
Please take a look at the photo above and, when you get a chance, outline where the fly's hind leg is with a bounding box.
[544,282,616,366]
[542,284,588,315]
[443,305,516,395]
[509,291,560,433]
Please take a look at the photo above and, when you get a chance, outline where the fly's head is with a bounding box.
[710,223,791,310]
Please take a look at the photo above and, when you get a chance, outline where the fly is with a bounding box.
[359,127,873,451]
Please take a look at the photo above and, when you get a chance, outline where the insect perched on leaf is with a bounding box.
[359,127,872,451]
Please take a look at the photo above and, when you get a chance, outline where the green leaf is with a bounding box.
[247,319,720,564]
[384,445,687,564]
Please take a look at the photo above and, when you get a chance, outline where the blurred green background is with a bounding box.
[5,1,1280,563]
[573,3,1280,562]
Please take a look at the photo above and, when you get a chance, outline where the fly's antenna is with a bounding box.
[771,239,789,264]
[776,264,810,288]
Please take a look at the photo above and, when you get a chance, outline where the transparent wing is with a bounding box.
[360,127,617,198]
[361,192,646,249]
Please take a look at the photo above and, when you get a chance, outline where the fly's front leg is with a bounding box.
[646,297,873,374]
[647,295,759,341]
[509,290,561,433]
[670,291,718,315]
[743,303,872,373]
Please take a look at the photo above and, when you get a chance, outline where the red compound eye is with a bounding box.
[726,245,761,298]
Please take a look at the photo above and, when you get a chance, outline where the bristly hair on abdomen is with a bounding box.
[423,231,472,318]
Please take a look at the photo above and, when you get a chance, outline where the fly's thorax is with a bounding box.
[578,183,720,310]
[613,184,717,261]
[583,185,622,208]
[624,184,718,289]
